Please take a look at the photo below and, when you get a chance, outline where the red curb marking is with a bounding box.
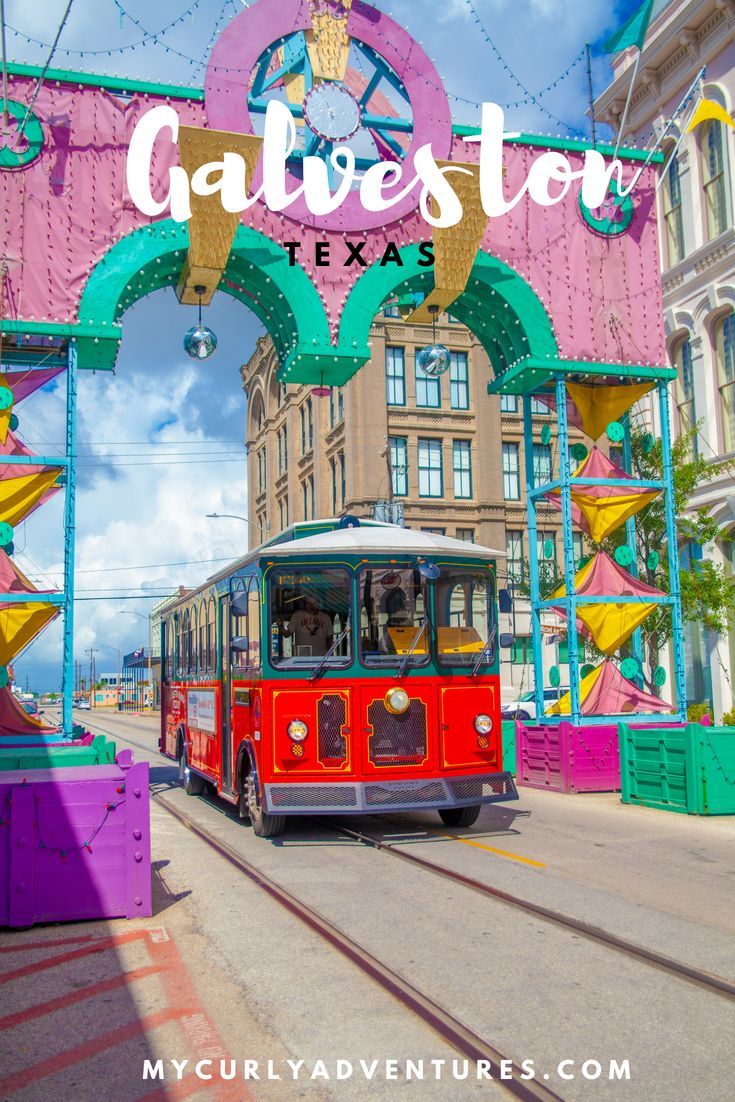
[0,964,164,1030]
[2,1007,190,1094]
[0,935,96,954]
[0,930,146,986]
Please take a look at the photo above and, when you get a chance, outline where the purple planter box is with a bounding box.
[0,760,151,927]
[517,720,687,793]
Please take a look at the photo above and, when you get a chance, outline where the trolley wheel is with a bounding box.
[438,805,481,828]
[179,741,204,797]
[246,774,285,839]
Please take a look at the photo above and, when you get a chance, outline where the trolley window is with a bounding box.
[435,567,496,667]
[269,567,352,669]
[359,566,429,669]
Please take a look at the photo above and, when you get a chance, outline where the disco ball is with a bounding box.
[183,324,218,360]
[417,343,451,377]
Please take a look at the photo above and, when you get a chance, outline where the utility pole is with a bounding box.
[86,647,98,708]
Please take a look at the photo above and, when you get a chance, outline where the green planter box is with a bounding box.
[502,720,516,777]
[0,735,116,772]
[619,723,735,815]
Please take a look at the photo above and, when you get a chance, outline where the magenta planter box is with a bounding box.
[517,720,622,793]
[517,720,687,793]
[0,760,151,927]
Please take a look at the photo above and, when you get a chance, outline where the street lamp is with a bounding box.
[206,512,270,531]
[119,611,153,711]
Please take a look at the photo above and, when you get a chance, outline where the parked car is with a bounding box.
[20,700,43,716]
[501,687,569,721]
[75,699,91,710]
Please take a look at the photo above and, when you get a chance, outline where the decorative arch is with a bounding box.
[77,220,332,371]
[333,244,558,384]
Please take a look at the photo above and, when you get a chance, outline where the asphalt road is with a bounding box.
[25,708,735,1102]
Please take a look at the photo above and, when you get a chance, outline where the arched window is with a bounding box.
[181,610,190,676]
[663,153,685,265]
[189,607,197,675]
[673,337,695,437]
[247,575,262,670]
[198,601,206,675]
[702,121,728,239]
[208,597,217,673]
[716,311,735,453]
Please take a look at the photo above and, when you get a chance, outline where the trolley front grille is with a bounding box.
[317,694,347,764]
[367,698,427,767]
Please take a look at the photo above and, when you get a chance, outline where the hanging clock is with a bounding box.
[204,0,452,231]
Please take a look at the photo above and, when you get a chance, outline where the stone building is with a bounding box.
[242,310,586,694]
[595,0,735,718]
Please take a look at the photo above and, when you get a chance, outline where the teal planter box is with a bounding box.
[619,723,735,815]
[0,735,116,772]
[502,720,516,777]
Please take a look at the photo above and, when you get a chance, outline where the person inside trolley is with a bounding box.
[278,593,333,656]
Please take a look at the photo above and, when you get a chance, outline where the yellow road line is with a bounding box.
[432,830,546,868]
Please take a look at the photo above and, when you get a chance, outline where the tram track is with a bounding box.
[151,789,567,1102]
[315,818,735,1005]
[76,717,735,1010]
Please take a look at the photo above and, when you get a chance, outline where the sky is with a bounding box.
[4,0,648,692]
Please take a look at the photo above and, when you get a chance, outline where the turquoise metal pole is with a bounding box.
[622,413,645,685]
[658,380,687,719]
[555,373,581,724]
[61,342,77,736]
[522,395,544,720]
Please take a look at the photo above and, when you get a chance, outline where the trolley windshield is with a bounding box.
[359,566,429,669]
[435,566,496,668]
[269,567,352,669]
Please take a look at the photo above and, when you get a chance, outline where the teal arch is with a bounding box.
[337,244,558,380]
[77,220,332,369]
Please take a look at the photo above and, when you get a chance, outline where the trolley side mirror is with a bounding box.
[231,593,249,617]
[498,589,513,614]
[231,636,250,653]
[499,633,515,649]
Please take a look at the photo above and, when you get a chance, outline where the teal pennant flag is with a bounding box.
[603,0,655,54]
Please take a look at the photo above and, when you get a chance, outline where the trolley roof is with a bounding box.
[260,526,504,559]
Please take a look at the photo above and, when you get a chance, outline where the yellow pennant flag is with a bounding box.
[686,98,735,134]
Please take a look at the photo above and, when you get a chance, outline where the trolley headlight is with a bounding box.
[385,687,410,715]
[474,713,493,735]
[288,719,309,742]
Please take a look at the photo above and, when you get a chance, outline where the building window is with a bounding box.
[418,438,443,497]
[386,347,406,405]
[415,353,441,408]
[300,405,306,454]
[389,436,408,497]
[330,386,344,428]
[279,499,285,530]
[452,439,472,499]
[421,527,446,535]
[533,443,553,488]
[456,528,475,543]
[531,397,550,416]
[337,387,344,423]
[383,303,401,318]
[302,479,308,520]
[703,121,728,240]
[309,474,315,519]
[506,530,524,584]
[449,353,469,410]
[717,312,735,453]
[331,458,337,514]
[511,636,532,665]
[277,430,283,475]
[307,398,313,451]
[673,337,695,437]
[329,389,335,428]
[664,153,685,264]
[502,442,521,500]
[500,393,518,414]
[339,452,346,508]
